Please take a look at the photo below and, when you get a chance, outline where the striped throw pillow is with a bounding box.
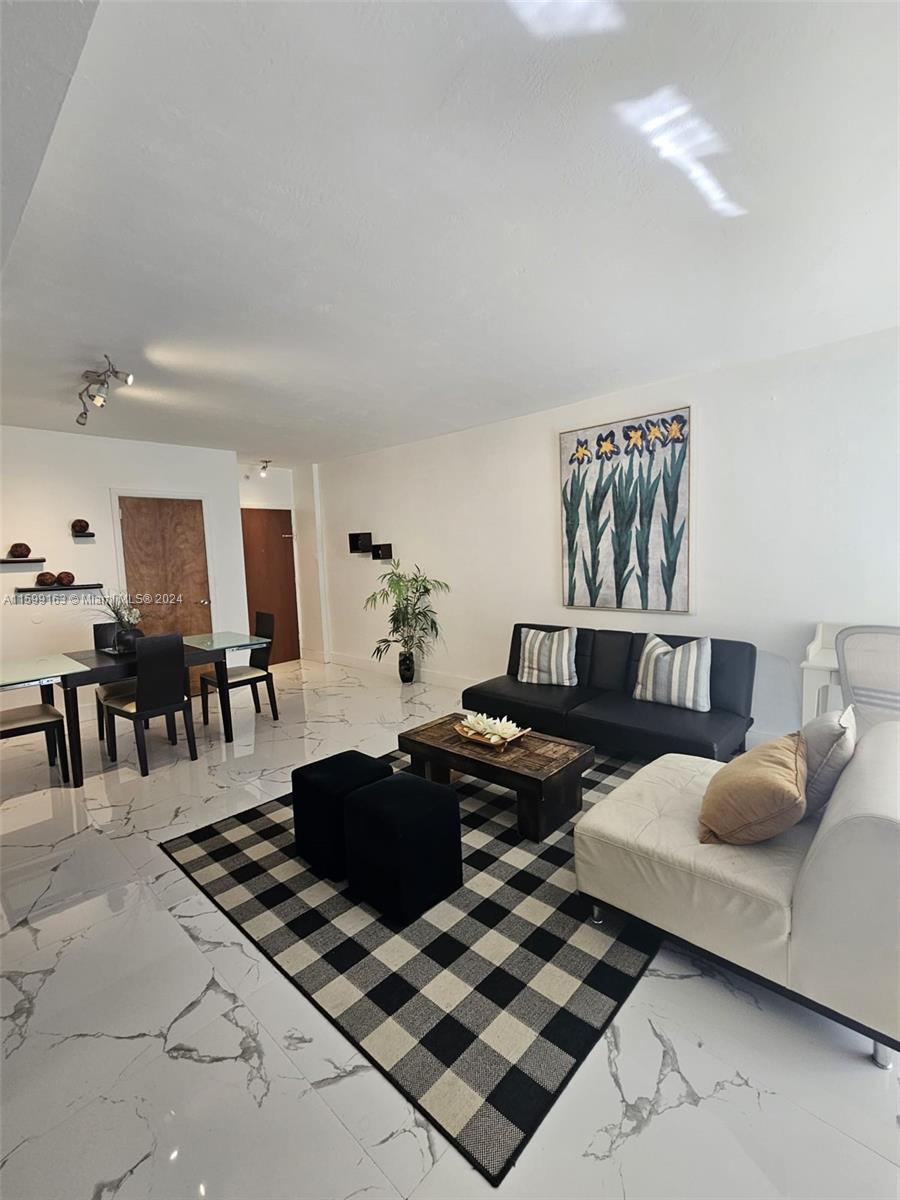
[517,627,578,687]
[633,634,711,712]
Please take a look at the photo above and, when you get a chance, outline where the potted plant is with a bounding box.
[364,560,449,682]
[99,593,144,655]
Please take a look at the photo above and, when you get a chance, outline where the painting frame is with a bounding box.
[559,406,692,614]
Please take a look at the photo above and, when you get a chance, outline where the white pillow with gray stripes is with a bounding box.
[517,627,578,687]
[633,634,711,712]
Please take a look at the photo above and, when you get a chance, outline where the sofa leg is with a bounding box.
[590,902,605,927]
[872,1040,896,1070]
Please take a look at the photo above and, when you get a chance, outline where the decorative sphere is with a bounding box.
[56,571,75,587]
[71,519,90,535]
[8,543,30,558]
[36,572,57,587]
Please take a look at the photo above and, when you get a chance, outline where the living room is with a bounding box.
[1,2,898,1199]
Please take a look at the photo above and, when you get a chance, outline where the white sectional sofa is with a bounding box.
[574,721,900,1052]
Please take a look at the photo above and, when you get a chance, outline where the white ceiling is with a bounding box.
[1,0,897,463]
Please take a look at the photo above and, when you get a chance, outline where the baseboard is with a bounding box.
[299,647,328,663]
[327,651,474,693]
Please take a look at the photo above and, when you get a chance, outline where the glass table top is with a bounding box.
[182,631,270,652]
[0,654,88,690]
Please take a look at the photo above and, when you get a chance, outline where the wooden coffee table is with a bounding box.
[397,714,594,841]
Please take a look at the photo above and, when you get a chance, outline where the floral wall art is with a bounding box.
[560,408,690,612]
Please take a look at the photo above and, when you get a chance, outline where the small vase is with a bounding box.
[398,652,415,683]
[113,626,144,655]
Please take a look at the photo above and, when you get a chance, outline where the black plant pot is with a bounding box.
[398,652,415,683]
[113,626,144,656]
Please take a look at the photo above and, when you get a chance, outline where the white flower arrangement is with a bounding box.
[100,593,142,628]
[460,712,523,744]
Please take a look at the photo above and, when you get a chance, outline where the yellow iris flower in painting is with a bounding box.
[622,423,646,456]
[569,437,593,465]
[662,413,688,444]
[645,420,665,450]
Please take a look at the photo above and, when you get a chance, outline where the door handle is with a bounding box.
[198,599,210,605]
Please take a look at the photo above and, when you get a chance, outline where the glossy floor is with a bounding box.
[1,660,897,1199]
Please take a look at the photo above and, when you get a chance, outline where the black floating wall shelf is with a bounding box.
[1,557,46,565]
[348,532,373,554]
[72,532,96,540]
[371,543,393,560]
[15,583,104,594]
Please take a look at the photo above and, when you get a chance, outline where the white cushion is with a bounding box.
[574,753,817,983]
[790,721,900,1038]
[201,665,268,685]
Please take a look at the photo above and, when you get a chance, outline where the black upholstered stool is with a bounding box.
[292,750,393,880]
[344,772,463,923]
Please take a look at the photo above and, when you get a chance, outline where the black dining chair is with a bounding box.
[102,634,197,777]
[93,622,136,742]
[200,611,279,724]
[1,703,70,784]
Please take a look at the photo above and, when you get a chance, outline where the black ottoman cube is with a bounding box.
[344,772,463,923]
[292,750,393,880]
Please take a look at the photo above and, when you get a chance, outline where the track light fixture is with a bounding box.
[75,354,134,426]
[259,459,271,478]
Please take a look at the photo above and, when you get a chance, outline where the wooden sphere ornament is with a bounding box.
[71,519,90,535]
[36,572,57,587]
[56,571,75,587]
[8,543,30,558]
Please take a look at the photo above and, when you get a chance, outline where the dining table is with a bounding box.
[0,631,270,788]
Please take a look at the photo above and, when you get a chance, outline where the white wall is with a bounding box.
[238,463,294,510]
[0,425,249,701]
[291,463,328,661]
[317,329,900,740]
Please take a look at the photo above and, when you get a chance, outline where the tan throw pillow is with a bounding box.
[699,733,807,845]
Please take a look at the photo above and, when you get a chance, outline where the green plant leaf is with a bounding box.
[364,561,450,661]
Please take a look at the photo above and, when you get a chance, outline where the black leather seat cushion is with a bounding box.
[461,675,597,737]
[566,693,751,761]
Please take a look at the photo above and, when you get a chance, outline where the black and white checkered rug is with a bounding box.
[162,751,658,1186]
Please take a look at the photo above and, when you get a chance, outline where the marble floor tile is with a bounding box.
[631,945,900,1163]
[0,1001,399,1200]
[1,892,237,1154]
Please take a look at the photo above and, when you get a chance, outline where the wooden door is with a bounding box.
[119,496,212,692]
[240,508,300,664]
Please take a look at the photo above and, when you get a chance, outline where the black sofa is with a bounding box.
[460,623,756,761]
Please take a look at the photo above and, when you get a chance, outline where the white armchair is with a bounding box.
[574,721,900,1058]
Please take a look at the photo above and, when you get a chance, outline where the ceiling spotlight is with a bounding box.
[74,353,135,426]
[106,355,134,386]
[259,460,271,478]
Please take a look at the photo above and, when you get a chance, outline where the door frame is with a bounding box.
[108,488,222,630]
[239,506,302,665]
